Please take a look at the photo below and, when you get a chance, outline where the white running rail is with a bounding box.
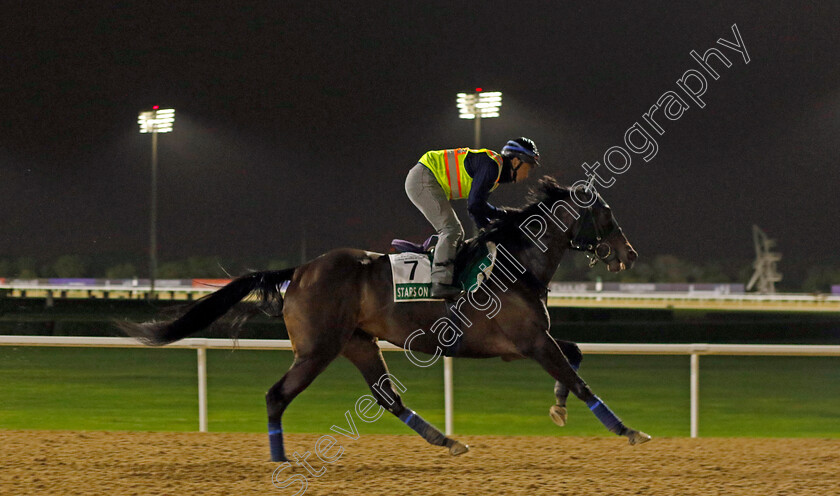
[1,336,838,438]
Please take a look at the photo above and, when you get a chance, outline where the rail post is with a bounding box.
[444,356,453,435]
[197,347,208,432]
[690,353,699,438]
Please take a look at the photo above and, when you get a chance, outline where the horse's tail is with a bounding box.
[119,268,296,346]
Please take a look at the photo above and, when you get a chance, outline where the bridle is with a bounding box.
[569,204,623,268]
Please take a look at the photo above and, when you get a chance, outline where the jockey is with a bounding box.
[405,137,540,299]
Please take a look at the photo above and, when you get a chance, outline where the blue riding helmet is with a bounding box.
[501,137,541,166]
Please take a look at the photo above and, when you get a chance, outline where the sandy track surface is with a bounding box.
[1,430,839,495]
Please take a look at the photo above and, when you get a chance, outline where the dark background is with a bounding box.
[2,1,838,285]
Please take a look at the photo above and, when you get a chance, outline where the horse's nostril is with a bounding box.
[626,249,638,263]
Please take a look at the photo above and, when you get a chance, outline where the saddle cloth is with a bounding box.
[388,241,497,302]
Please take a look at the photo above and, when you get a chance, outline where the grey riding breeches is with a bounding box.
[404,163,464,285]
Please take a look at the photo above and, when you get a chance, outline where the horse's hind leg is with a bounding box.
[265,342,344,462]
[341,330,469,456]
[526,333,650,445]
[550,340,583,427]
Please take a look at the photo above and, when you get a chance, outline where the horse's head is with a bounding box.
[479,177,638,275]
[570,190,638,273]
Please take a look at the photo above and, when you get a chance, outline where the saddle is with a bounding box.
[390,235,439,254]
[390,234,495,295]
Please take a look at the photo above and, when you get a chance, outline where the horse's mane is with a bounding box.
[456,176,581,266]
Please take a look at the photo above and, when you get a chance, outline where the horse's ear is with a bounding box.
[570,182,597,207]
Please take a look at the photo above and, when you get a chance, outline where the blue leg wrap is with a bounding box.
[268,421,286,461]
[585,396,626,435]
[398,409,446,446]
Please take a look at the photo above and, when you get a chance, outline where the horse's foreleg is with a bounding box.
[550,340,583,427]
[342,330,469,456]
[525,333,650,445]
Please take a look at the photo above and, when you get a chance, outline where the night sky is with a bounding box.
[2,2,838,280]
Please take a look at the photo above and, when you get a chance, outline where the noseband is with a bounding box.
[569,206,623,268]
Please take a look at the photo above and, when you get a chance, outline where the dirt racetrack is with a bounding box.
[1,431,839,495]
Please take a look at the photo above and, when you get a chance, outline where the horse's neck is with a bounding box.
[511,225,571,287]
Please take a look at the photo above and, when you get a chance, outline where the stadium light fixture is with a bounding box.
[138,107,175,133]
[138,107,175,299]
[456,89,502,148]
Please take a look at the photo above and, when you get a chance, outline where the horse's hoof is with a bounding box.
[627,429,652,445]
[549,405,567,427]
[449,440,470,456]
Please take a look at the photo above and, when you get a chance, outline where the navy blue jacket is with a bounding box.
[464,152,513,228]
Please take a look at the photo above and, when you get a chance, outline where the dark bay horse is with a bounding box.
[122,177,650,462]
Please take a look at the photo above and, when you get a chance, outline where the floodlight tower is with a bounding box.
[138,107,175,299]
[746,224,782,294]
[456,89,502,148]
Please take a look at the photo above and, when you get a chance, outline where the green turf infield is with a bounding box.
[0,346,838,437]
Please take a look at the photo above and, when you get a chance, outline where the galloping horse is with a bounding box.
[121,177,650,462]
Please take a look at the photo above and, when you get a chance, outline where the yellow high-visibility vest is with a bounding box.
[418,148,503,200]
